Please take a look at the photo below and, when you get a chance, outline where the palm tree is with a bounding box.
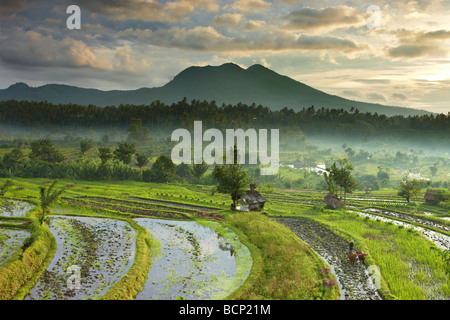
[190,161,209,183]
[135,153,150,170]
[38,180,65,225]
[80,139,93,156]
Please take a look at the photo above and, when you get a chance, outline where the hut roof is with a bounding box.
[424,189,439,200]
[244,190,267,204]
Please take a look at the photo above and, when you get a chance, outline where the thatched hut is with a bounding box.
[424,189,439,205]
[235,184,268,211]
[324,193,345,209]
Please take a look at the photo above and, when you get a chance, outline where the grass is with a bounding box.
[296,208,449,300]
[223,211,338,300]
[0,206,56,300]
[1,177,448,300]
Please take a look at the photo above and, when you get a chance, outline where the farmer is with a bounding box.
[348,240,356,253]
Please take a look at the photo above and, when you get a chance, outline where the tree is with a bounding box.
[433,189,449,204]
[323,168,339,197]
[358,174,380,191]
[135,153,150,170]
[80,139,93,156]
[127,118,151,143]
[212,144,249,209]
[13,138,28,149]
[344,147,355,158]
[429,164,438,177]
[2,148,25,170]
[98,147,113,165]
[190,161,209,183]
[113,142,136,165]
[144,155,176,183]
[397,179,422,203]
[29,139,65,163]
[176,163,192,182]
[38,180,65,225]
[323,158,357,201]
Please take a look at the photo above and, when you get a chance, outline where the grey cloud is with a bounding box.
[0,30,112,70]
[117,26,365,53]
[389,45,438,58]
[388,29,450,58]
[282,6,365,32]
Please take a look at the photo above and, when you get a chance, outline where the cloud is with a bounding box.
[388,45,439,58]
[282,6,366,33]
[0,0,30,16]
[117,26,365,53]
[231,0,271,13]
[72,0,218,22]
[0,30,112,70]
[213,13,242,27]
[388,29,450,58]
[243,20,266,30]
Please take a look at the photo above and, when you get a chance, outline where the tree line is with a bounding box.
[0,99,448,141]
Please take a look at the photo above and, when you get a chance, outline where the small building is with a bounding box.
[235,184,268,211]
[324,193,345,209]
[424,189,439,205]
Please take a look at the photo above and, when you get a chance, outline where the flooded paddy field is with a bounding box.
[26,216,136,300]
[135,218,251,300]
[0,200,34,217]
[363,208,450,233]
[0,229,30,265]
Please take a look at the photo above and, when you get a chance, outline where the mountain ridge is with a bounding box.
[0,63,432,116]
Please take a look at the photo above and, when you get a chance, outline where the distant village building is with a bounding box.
[424,189,439,205]
[235,184,268,212]
[324,193,345,209]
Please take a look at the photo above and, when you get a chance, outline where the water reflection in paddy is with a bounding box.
[136,218,250,300]
[27,216,136,300]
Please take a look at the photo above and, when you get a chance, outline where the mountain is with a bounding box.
[0,63,431,116]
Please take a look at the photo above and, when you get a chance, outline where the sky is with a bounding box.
[1,0,450,114]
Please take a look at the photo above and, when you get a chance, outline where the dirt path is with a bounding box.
[276,217,382,300]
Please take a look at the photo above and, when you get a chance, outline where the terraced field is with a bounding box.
[1,179,448,301]
[0,190,251,301]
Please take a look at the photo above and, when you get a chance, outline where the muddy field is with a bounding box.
[276,216,381,300]
[130,197,220,213]
[61,197,188,219]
